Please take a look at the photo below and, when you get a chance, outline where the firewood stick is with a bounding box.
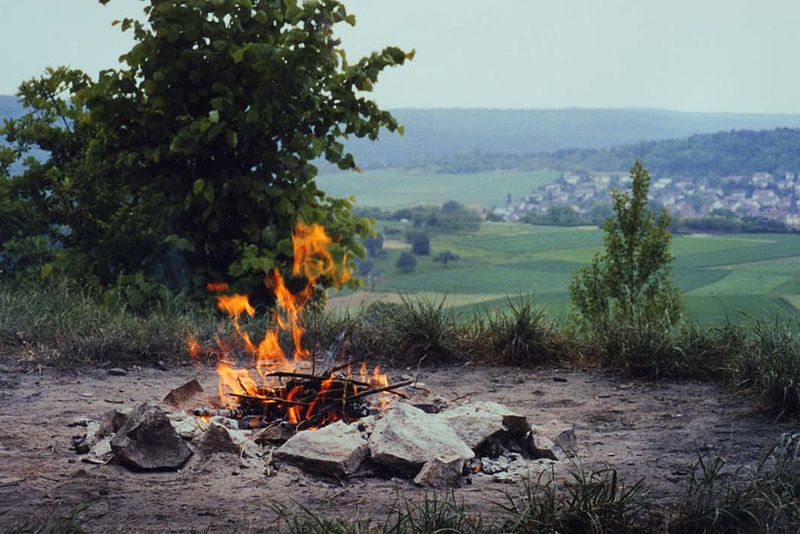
[193,407,243,418]
[323,358,360,376]
[345,380,414,402]
[266,371,373,388]
[228,393,311,406]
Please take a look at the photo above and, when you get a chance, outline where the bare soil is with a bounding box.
[0,355,793,532]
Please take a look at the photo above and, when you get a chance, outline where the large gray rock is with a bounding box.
[413,455,464,488]
[369,403,474,474]
[110,402,193,470]
[437,401,530,449]
[276,421,368,477]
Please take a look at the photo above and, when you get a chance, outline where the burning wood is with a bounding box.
[193,365,413,431]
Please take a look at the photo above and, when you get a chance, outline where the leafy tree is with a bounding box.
[362,233,385,258]
[405,230,430,256]
[570,161,682,336]
[395,252,417,274]
[1,0,412,301]
[433,250,460,266]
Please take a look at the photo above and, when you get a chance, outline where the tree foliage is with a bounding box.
[570,161,682,336]
[405,230,430,256]
[395,251,417,274]
[0,0,412,302]
[433,250,459,266]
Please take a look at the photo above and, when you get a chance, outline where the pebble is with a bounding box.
[107,368,127,376]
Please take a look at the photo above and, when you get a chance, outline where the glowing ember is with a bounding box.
[188,223,401,431]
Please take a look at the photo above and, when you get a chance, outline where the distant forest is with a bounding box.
[4,95,800,179]
[427,128,800,179]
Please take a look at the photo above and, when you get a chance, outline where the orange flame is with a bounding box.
[190,222,388,426]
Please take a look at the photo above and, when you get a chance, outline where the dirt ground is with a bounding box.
[0,354,795,532]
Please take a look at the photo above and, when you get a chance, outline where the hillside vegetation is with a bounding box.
[430,128,800,177]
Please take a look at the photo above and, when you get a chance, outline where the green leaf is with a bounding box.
[193,179,205,195]
[225,130,238,149]
[208,110,220,123]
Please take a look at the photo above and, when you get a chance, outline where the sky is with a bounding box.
[2,0,799,113]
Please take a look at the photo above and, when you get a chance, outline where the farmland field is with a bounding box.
[316,169,558,209]
[328,222,800,325]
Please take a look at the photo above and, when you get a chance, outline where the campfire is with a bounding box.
[68,222,578,488]
[187,222,410,432]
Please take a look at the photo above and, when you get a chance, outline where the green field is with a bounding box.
[316,169,559,209]
[328,223,800,325]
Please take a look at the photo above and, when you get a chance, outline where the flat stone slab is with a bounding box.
[437,401,530,449]
[276,420,368,477]
[369,403,474,474]
[110,402,193,471]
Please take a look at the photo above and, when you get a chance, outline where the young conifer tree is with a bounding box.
[570,160,682,336]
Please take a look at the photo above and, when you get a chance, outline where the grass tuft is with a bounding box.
[498,460,652,533]
[466,295,564,366]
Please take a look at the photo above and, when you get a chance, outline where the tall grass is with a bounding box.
[0,281,217,367]
[376,294,464,365]
[466,295,565,366]
[668,434,800,532]
[735,320,800,416]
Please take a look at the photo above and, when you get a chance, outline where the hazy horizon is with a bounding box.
[2,0,800,114]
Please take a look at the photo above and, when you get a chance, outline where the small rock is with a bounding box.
[277,421,368,477]
[82,437,114,464]
[197,422,259,459]
[481,457,510,474]
[252,424,294,445]
[492,472,517,484]
[369,403,474,474]
[107,368,127,376]
[528,433,562,461]
[156,360,168,371]
[414,455,464,488]
[532,420,577,455]
[97,409,129,439]
[110,402,193,470]
[162,379,205,409]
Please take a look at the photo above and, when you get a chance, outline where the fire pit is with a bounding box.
[68,223,578,487]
